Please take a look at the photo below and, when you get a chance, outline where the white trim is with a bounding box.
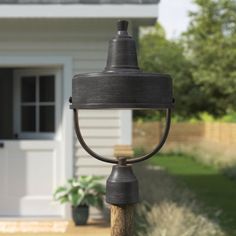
[0,4,158,20]
[59,57,73,219]
[119,110,132,145]
[0,56,73,219]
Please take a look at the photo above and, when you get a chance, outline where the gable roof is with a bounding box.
[0,0,160,4]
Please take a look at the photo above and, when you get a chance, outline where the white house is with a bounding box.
[0,0,159,218]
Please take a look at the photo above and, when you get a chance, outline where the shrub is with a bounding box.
[133,164,225,236]
[135,202,225,236]
[222,165,236,181]
[220,112,236,123]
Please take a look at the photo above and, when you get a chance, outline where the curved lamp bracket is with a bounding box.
[73,108,171,165]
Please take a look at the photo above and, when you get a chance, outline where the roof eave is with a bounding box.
[0,4,158,24]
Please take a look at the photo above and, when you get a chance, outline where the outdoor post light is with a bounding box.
[70,20,174,236]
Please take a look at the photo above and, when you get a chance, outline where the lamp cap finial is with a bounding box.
[117,20,128,31]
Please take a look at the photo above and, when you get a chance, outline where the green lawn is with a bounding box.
[150,153,236,235]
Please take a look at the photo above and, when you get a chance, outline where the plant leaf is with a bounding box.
[53,186,67,197]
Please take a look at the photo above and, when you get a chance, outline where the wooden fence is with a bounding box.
[133,122,236,153]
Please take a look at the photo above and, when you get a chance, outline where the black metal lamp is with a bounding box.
[70,20,174,206]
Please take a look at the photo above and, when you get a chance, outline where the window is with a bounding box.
[14,71,57,139]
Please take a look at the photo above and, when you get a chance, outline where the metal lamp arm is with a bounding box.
[127,108,171,164]
[73,108,171,165]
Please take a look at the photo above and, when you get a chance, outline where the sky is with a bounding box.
[158,0,198,39]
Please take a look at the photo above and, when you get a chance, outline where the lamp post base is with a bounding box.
[111,204,134,236]
[106,165,139,205]
[106,165,138,236]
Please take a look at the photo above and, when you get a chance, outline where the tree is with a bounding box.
[184,0,236,116]
[137,24,198,120]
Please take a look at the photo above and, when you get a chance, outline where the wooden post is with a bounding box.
[111,145,135,236]
[111,204,134,236]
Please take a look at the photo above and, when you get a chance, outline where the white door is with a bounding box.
[0,69,63,217]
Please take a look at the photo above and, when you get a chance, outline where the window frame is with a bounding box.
[14,69,60,140]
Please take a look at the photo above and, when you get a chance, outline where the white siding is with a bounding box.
[0,19,132,177]
[74,110,121,176]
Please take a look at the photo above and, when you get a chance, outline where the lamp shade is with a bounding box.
[70,20,173,110]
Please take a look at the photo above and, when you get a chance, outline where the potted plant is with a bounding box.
[54,176,105,225]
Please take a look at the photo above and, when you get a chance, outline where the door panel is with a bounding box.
[0,68,63,217]
[7,150,54,196]
[0,141,61,216]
